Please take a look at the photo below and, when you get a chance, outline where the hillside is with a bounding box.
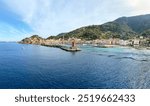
[19,35,45,44]
[55,14,150,40]
[20,14,150,44]
[115,14,150,33]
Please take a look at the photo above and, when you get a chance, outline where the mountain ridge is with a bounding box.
[54,14,150,40]
[21,14,150,42]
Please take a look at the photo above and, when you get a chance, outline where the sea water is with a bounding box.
[0,42,150,89]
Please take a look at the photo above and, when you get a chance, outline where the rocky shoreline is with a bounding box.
[19,35,81,52]
[19,35,150,50]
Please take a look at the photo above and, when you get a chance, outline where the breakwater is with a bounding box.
[41,44,81,52]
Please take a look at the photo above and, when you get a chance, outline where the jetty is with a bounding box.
[41,38,81,52]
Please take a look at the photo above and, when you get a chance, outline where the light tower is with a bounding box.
[71,38,77,49]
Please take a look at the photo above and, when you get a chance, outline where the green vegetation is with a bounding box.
[49,14,150,40]
[141,29,150,37]
[21,14,150,42]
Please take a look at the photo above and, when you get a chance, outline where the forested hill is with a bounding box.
[52,14,150,40]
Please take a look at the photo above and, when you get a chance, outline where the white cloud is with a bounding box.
[2,0,150,38]
[3,0,62,36]
[0,22,31,41]
[125,0,150,15]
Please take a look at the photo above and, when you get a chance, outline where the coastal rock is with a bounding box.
[19,35,45,45]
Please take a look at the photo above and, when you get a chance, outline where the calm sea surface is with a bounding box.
[0,42,150,89]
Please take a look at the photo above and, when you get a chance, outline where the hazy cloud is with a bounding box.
[1,0,150,41]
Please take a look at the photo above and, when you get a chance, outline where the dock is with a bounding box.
[41,44,81,52]
[41,38,81,52]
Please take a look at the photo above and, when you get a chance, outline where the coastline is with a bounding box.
[18,35,150,51]
[18,41,150,51]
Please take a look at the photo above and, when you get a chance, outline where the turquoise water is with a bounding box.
[0,42,150,89]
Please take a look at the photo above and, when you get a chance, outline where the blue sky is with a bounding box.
[0,0,150,41]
